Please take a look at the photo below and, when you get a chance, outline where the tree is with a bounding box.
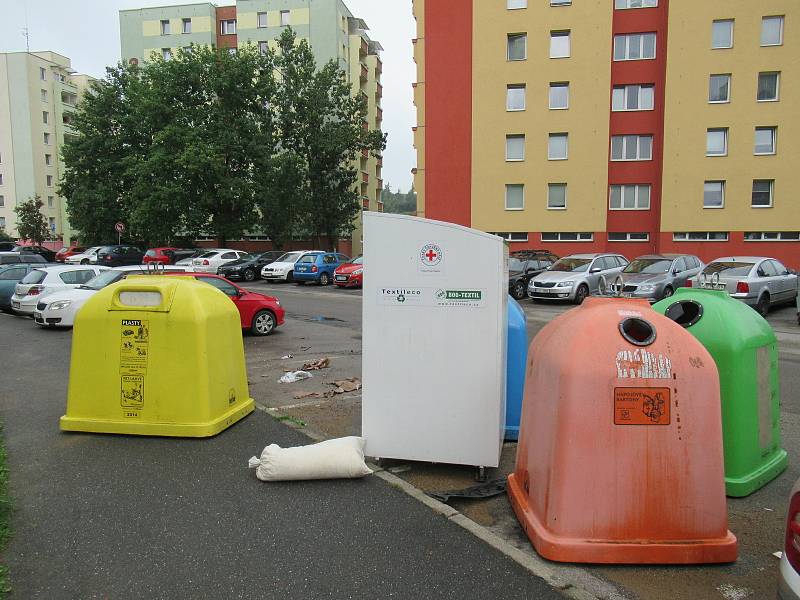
[0,230,13,242]
[14,195,50,245]
[254,152,307,250]
[382,184,417,214]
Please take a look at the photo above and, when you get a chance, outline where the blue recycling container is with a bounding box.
[505,297,528,440]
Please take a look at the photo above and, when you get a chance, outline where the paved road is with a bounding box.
[0,312,563,600]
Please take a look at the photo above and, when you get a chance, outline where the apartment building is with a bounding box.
[412,0,798,266]
[0,52,93,243]
[120,0,383,254]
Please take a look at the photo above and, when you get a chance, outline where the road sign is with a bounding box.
[115,222,125,233]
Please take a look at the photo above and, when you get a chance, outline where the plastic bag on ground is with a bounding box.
[248,436,373,482]
[279,371,312,384]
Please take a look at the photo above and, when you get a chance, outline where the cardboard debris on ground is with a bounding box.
[331,378,362,394]
[302,357,331,371]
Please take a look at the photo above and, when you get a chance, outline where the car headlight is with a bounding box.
[352,269,363,276]
[49,300,72,310]
[638,284,656,293]
[556,281,574,288]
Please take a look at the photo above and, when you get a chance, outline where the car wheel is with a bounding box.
[511,281,526,300]
[251,310,276,336]
[243,268,256,282]
[286,271,293,283]
[662,286,674,300]
[575,284,589,305]
[81,259,89,265]
[756,293,770,317]
[319,272,331,286]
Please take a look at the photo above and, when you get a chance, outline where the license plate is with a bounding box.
[700,283,727,290]
[335,275,347,281]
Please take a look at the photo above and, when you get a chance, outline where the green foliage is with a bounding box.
[62,29,386,249]
[0,230,12,242]
[382,184,417,215]
[13,196,49,245]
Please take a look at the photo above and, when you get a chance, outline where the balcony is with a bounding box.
[362,172,369,184]
[376,107,383,124]
[376,82,383,100]
[376,58,382,76]
[60,91,78,107]
[362,198,370,210]
[360,64,368,83]
[360,39,368,58]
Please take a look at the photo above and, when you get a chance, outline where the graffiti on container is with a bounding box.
[615,349,672,379]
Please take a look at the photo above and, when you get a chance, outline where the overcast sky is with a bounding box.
[0,0,416,192]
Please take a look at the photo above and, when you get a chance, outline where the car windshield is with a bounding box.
[624,258,673,274]
[21,270,46,284]
[82,270,126,290]
[145,250,157,257]
[550,258,591,272]
[509,258,524,272]
[702,262,754,277]
[351,256,363,265]
[276,252,301,263]
[297,254,318,264]
[198,252,218,259]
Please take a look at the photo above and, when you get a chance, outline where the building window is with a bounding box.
[0,217,5,230]
[550,31,571,58]
[706,128,728,156]
[757,72,780,101]
[45,154,52,166]
[280,10,290,26]
[43,132,50,145]
[611,135,653,161]
[41,89,48,102]
[46,175,53,187]
[548,133,568,160]
[752,180,774,207]
[551,0,571,5]
[610,184,651,210]
[506,85,526,111]
[761,16,784,46]
[48,217,55,231]
[547,183,567,209]
[507,0,527,7]
[608,232,650,242]
[221,20,236,35]
[505,184,524,210]
[0,175,3,186]
[755,127,777,155]
[613,33,656,61]
[612,84,654,111]
[711,20,734,49]
[39,67,47,80]
[673,232,729,242]
[258,12,268,28]
[0,196,4,207]
[507,34,527,61]
[745,231,800,242]
[490,232,529,242]
[703,181,725,208]
[160,20,170,35]
[549,82,569,109]
[542,232,593,242]
[259,41,269,55]
[162,48,172,60]
[708,74,731,103]
[42,111,48,124]
[182,18,192,34]
[615,0,657,8]
[47,196,54,208]
[506,135,525,161]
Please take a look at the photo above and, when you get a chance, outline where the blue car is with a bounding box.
[293,252,350,286]
[0,263,54,312]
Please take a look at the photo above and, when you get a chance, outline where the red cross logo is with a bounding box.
[425,249,438,262]
[420,243,443,267]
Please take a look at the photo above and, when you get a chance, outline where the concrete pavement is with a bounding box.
[0,311,564,599]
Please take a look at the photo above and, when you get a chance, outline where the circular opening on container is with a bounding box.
[619,317,657,346]
[664,300,704,328]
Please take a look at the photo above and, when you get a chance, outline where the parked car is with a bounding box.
[0,252,48,265]
[528,253,629,304]
[143,247,188,265]
[218,251,285,282]
[689,256,798,316]
[55,246,87,262]
[779,476,800,600]
[65,246,102,265]
[11,245,56,262]
[294,252,350,286]
[164,272,284,335]
[334,256,365,288]
[96,245,145,267]
[191,249,250,274]
[508,252,559,300]
[10,265,107,315]
[0,242,15,252]
[174,249,214,267]
[0,263,50,312]
[261,251,312,282]
[616,254,703,302]
[33,265,187,328]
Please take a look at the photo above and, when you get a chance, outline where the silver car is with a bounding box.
[689,256,797,316]
[528,253,629,304]
[616,254,703,303]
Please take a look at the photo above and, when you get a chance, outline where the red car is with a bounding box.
[164,272,285,336]
[55,246,87,262]
[334,256,364,288]
[143,247,179,265]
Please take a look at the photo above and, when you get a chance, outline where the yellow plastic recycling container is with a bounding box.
[60,276,254,437]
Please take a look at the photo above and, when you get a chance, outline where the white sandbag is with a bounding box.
[248,436,373,482]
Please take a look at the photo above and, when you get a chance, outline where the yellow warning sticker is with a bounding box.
[120,319,149,375]
[121,375,145,409]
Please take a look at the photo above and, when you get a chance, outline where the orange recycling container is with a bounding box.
[507,298,737,564]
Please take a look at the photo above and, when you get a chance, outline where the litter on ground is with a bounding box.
[279,371,312,384]
[302,357,331,371]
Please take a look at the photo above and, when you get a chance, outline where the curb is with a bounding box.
[256,402,631,600]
